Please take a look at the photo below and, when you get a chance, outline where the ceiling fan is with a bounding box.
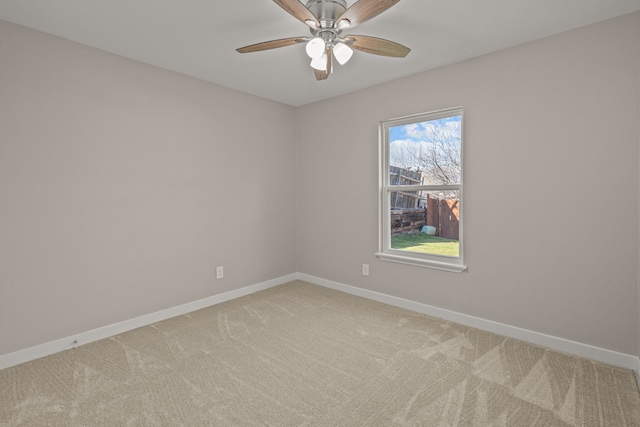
[236,0,410,81]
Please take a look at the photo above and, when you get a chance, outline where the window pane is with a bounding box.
[379,107,465,271]
[389,115,462,186]
[390,190,460,258]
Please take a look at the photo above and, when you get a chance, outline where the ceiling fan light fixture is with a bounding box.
[305,37,326,59]
[310,53,327,71]
[337,19,351,30]
[305,19,319,29]
[333,42,353,65]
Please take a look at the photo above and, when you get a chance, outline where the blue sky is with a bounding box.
[389,116,461,144]
[389,115,462,173]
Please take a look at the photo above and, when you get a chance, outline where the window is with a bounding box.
[377,107,466,272]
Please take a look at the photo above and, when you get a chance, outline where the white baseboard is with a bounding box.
[3,271,639,383]
[298,273,640,374]
[0,273,297,371]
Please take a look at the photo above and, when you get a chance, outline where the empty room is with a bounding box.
[1,0,639,425]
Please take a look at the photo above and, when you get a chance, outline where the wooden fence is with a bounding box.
[391,195,459,240]
[388,165,459,240]
[389,166,424,209]
[426,196,459,240]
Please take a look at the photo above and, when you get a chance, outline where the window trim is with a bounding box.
[376,107,467,273]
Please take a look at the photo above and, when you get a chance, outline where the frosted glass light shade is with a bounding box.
[333,42,353,65]
[310,54,327,71]
[305,37,326,59]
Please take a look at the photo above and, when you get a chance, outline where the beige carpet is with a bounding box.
[1,280,639,426]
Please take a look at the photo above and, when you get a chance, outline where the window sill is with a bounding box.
[375,252,467,273]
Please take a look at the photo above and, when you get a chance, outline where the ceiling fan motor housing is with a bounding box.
[306,0,347,28]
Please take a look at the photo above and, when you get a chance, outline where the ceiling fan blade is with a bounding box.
[345,35,410,57]
[314,68,329,80]
[273,0,320,28]
[237,37,305,53]
[337,0,400,28]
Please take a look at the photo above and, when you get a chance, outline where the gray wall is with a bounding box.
[1,12,639,360]
[0,20,298,355]
[297,12,640,356]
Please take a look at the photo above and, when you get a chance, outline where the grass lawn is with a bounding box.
[391,233,459,257]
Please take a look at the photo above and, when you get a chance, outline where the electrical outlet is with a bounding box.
[216,266,224,280]
[362,264,369,277]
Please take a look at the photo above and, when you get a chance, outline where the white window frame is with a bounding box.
[376,107,467,273]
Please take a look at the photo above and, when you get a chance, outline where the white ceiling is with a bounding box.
[1,0,639,106]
